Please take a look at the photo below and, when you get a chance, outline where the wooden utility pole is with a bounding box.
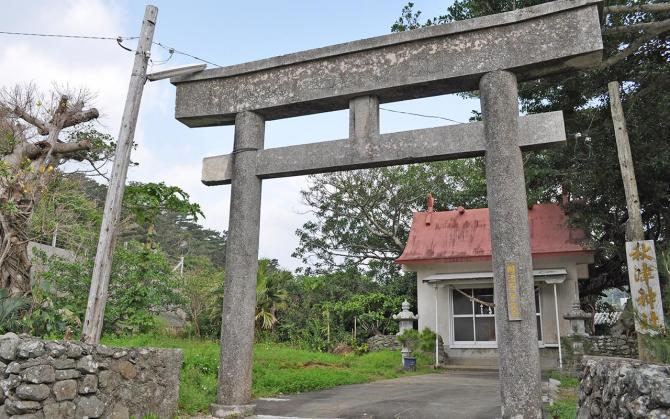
[608,81,663,362]
[608,81,644,242]
[82,5,158,344]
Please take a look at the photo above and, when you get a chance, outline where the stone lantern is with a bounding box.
[393,300,418,362]
[564,301,590,337]
[563,300,591,370]
[393,300,419,335]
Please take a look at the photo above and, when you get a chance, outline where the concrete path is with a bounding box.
[253,371,501,419]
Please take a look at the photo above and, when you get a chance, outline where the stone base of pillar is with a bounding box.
[211,403,255,418]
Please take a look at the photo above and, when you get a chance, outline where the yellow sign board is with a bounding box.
[505,261,522,321]
[626,240,665,333]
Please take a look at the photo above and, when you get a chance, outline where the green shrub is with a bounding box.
[397,327,436,354]
[0,289,28,333]
[28,242,179,337]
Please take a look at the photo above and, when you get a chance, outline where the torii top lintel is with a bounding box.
[171,0,603,127]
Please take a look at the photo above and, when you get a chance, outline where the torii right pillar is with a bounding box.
[481,70,543,418]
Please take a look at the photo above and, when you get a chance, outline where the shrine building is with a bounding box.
[395,200,594,369]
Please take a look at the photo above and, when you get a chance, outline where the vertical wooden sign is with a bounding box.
[505,261,522,321]
[626,240,665,333]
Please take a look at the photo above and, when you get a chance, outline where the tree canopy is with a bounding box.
[296,0,670,300]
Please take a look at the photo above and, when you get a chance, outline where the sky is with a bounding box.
[0,0,479,271]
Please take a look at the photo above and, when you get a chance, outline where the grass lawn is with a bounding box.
[546,372,580,419]
[103,335,434,415]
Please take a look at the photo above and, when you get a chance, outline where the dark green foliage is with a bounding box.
[275,267,409,351]
[294,160,488,282]
[123,182,204,247]
[149,212,227,268]
[325,292,404,337]
[180,256,225,338]
[399,0,668,300]
[641,248,670,363]
[255,259,291,332]
[31,242,180,337]
[29,172,101,254]
[397,327,437,353]
[0,288,28,333]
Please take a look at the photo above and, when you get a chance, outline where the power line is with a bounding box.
[380,107,464,124]
[0,29,222,68]
[153,42,222,68]
[0,30,137,41]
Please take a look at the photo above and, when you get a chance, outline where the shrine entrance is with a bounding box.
[169,1,603,417]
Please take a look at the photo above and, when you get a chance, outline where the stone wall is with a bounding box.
[587,335,638,358]
[0,333,182,419]
[367,335,401,352]
[562,335,639,372]
[577,355,670,418]
[366,334,446,363]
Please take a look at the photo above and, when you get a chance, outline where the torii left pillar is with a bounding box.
[211,111,265,418]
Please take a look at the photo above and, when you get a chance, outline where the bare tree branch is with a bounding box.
[603,19,670,36]
[604,4,670,14]
[8,106,48,136]
[63,108,99,129]
[601,19,670,68]
[52,139,92,155]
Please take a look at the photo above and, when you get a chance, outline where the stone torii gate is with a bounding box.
[170,1,602,417]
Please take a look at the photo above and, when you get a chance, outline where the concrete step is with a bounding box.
[445,357,499,368]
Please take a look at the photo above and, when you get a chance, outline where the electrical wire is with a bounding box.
[1,29,469,125]
[380,107,464,124]
[0,30,221,67]
[0,30,137,41]
[153,42,222,67]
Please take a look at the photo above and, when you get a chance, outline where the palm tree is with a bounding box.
[255,259,289,331]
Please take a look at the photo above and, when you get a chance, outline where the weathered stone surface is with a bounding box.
[17,341,45,359]
[4,399,41,415]
[95,345,114,357]
[103,403,130,419]
[21,365,55,384]
[75,395,105,418]
[44,342,66,358]
[216,111,265,408]
[653,378,670,406]
[481,70,542,418]
[52,379,77,401]
[649,408,670,419]
[64,343,82,359]
[15,383,50,401]
[79,374,98,394]
[52,358,75,370]
[76,355,98,374]
[111,360,136,380]
[0,336,20,362]
[42,401,76,419]
[6,361,22,374]
[578,356,670,418]
[5,412,43,419]
[1,374,21,394]
[0,335,182,418]
[173,0,602,127]
[585,335,639,359]
[98,370,120,390]
[103,404,130,419]
[367,335,402,352]
[201,112,566,185]
[54,369,80,381]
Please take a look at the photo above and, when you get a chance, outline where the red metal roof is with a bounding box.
[396,203,591,264]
